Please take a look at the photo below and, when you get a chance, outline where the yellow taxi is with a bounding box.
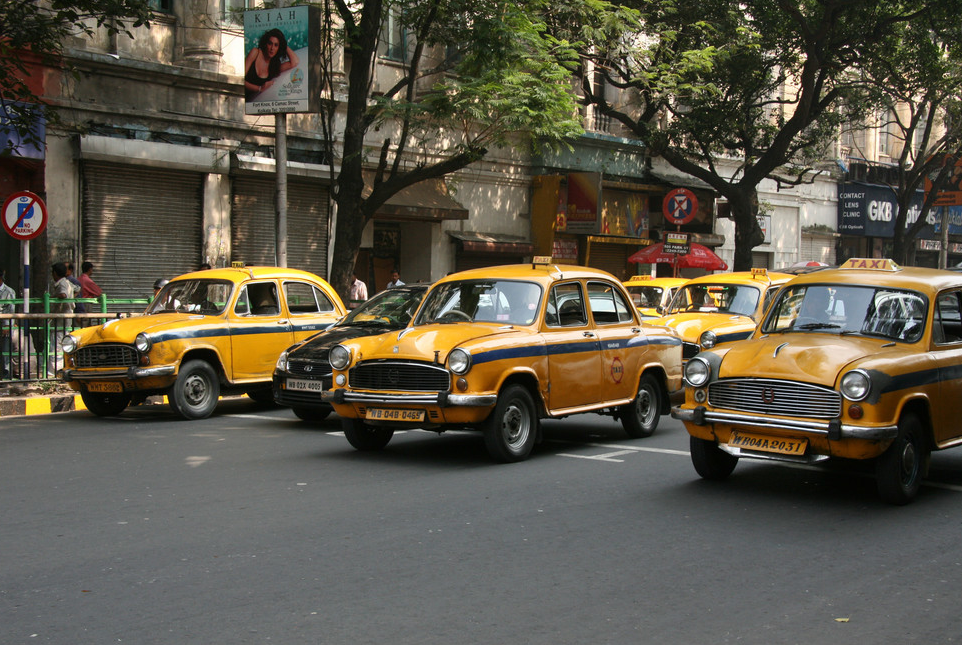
[321,261,683,462]
[651,269,793,361]
[59,266,345,420]
[623,275,687,318]
[672,259,962,504]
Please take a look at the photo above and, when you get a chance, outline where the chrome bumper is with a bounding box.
[671,405,899,441]
[323,389,498,407]
[60,365,177,381]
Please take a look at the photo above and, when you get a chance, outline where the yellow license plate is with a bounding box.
[729,431,807,456]
[366,408,425,422]
[87,381,123,393]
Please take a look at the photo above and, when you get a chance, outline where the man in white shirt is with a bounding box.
[386,269,404,289]
[349,272,368,308]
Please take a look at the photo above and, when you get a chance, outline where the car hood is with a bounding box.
[290,323,401,360]
[73,313,212,344]
[716,333,900,386]
[348,322,530,361]
[654,312,755,342]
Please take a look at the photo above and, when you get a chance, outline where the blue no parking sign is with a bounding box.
[662,188,699,226]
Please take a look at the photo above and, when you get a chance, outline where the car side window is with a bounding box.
[546,283,586,327]
[935,291,962,344]
[587,281,633,325]
[284,281,335,314]
[234,287,251,315]
[247,282,280,316]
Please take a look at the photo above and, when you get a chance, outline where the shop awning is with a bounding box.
[365,173,468,221]
[448,231,534,255]
[646,170,715,192]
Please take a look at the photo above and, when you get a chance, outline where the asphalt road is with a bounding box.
[3,400,962,644]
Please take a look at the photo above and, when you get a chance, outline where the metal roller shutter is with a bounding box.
[231,177,330,277]
[586,242,630,280]
[82,162,203,302]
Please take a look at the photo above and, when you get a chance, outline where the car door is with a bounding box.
[932,290,962,446]
[542,281,602,412]
[230,280,294,381]
[586,280,643,403]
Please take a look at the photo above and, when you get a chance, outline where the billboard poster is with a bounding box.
[244,6,319,115]
[566,172,601,233]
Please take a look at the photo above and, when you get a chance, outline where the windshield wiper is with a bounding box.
[795,322,841,331]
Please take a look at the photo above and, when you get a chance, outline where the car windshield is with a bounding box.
[668,283,762,318]
[339,286,427,328]
[146,279,233,315]
[414,279,543,326]
[761,284,927,343]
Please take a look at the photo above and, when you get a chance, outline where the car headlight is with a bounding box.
[329,344,351,370]
[134,333,152,353]
[276,349,289,372]
[840,369,871,401]
[700,330,717,349]
[684,356,711,388]
[60,334,77,354]
[448,348,472,375]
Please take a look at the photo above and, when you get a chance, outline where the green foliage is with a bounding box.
[0,0,152,156]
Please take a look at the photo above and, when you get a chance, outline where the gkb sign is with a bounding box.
[837,182,933,239]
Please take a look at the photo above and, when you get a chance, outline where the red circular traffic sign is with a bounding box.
[2,191,47,240]
[662,188,699,226]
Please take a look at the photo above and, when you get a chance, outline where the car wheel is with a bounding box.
[169,360,220,420]
[342,417,394,450]
[483,384,538,463]
[876,412,928,505]
[293,405,332,423]
[81,391,131,417]
[690,436,738,480]
[621,373,662,438]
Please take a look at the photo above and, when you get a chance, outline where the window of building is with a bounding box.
[378,10,407,62]
[150,0,174,13]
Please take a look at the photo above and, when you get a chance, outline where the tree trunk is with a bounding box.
[729,189,764,271]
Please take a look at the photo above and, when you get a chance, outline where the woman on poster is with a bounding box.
[244,28,299,101]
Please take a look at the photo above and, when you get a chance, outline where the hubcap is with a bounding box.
[184,374,209,406]
[502,403,529,448]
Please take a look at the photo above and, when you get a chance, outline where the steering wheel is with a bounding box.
[439,310,472,322]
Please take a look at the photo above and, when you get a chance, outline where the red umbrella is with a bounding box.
[628,242,728,274]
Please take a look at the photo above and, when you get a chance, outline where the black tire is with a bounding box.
[690,436,738,480]
[81,390,131,417]
[621,373,662,438]
[342,417,394,451]
[483,384,538,463]
[293,405,332,423]
[169,360,220,420]
[876,412,928,505]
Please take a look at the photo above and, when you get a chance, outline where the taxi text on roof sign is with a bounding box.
[840,258,901,271]
[626,275,653,283]
[750,268,768,279]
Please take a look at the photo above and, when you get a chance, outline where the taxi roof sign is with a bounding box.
[750,268,768,279]
[532,255,553,265]
[625,275,653,283]
[840,258,901,271]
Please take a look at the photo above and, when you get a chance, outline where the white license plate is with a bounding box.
[285,378,325,393]
[366,408,425,422]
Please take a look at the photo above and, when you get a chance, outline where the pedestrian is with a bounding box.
[349,271,368,308]
[80,261,102,301]
[51,262,79,314]
[65,262,84,314]
[386,269,404,289]
[0,270,15,378]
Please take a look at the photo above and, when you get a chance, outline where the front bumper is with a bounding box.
[323,389,497,407]
[60,365,177,381]
[671,405,899,441]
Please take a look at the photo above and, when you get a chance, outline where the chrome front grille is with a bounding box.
[287,358,331,378]
[349,361,450,392]
[708,378,841,419]
[75,344,139,369]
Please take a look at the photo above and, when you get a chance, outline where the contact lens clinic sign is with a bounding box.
[243,6,321,115]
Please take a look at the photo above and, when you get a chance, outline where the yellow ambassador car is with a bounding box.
[60,266,345,420]
[623,275,687,318]
[652,269,792,361]
[672,259,962,504]
[321,261,683,462]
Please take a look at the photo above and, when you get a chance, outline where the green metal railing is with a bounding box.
[0,296,151,383]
